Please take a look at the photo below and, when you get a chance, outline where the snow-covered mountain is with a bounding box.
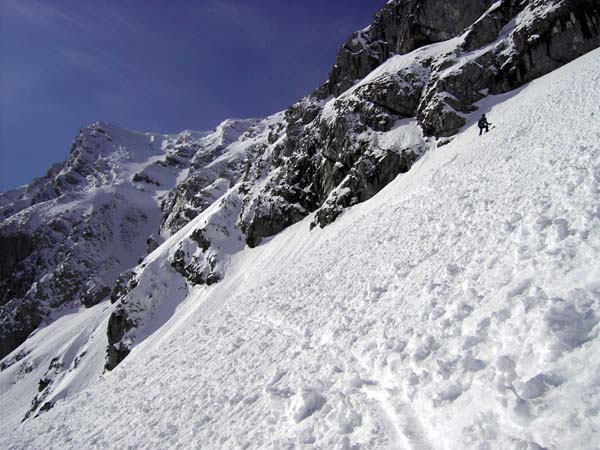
[1,0,599,448]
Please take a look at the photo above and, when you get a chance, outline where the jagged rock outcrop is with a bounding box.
[236,0,600,246]
[106,0,599,254]
[105,306,135,371]
[0,234,35,290]
[0,163,64,222]
[490,0,600,91]
[22,357,63,421]
[238,98,425,246]
[159,119,271,236]
[316,0,496,98]
[418,0,600,136]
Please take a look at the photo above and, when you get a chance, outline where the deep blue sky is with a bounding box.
[0,0,385,191]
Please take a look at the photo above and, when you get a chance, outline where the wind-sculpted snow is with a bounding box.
[4,46,600,450]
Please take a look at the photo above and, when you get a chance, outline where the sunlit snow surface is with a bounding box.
[2,48,600,450]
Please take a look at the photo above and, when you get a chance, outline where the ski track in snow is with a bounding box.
[2,49,600,450]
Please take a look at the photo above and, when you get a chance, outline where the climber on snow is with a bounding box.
[478,114,491,135]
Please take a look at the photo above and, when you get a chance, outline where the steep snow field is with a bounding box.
[3,47,600,450]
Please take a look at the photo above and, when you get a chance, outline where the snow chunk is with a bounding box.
[288,388,327,423]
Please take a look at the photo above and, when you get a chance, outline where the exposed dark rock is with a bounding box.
[161,173,213,232]
[169,245,220,286]
[80,279,111,308]
[0,349,31,372]
[105,307,135,371]
[23,357,63,421]
[170,248,204,285]
[39,402,54,413]
[355,72,424,119]
[72,351,87,369]
[317,0,495,98]
[160,119,265,236]
[313,147,417,228]
[491,0,600,92]
[110,270,138,304]
[3,0,600,381]
[0,123,161,359]
[238,0,600,247]
[0,163,64,222]
[420,0,600,136]
[190,229,211,252]
[206,272,221,286]
[146,234,162,255]
[38,377,51,392]
[0,234,35,283]
[0,298,43,360]
[132,172,161,186]
[240,86,420,246]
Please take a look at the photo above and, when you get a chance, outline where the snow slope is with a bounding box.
[3,47,600,450]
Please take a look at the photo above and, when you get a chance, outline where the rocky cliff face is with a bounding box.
[1,0,599,409]
[418,0,600,136]
[235,0,600,246]
[159,118,273,236]
[317,0,496,98]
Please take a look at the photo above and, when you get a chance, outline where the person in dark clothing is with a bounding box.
[478,114,491,135]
